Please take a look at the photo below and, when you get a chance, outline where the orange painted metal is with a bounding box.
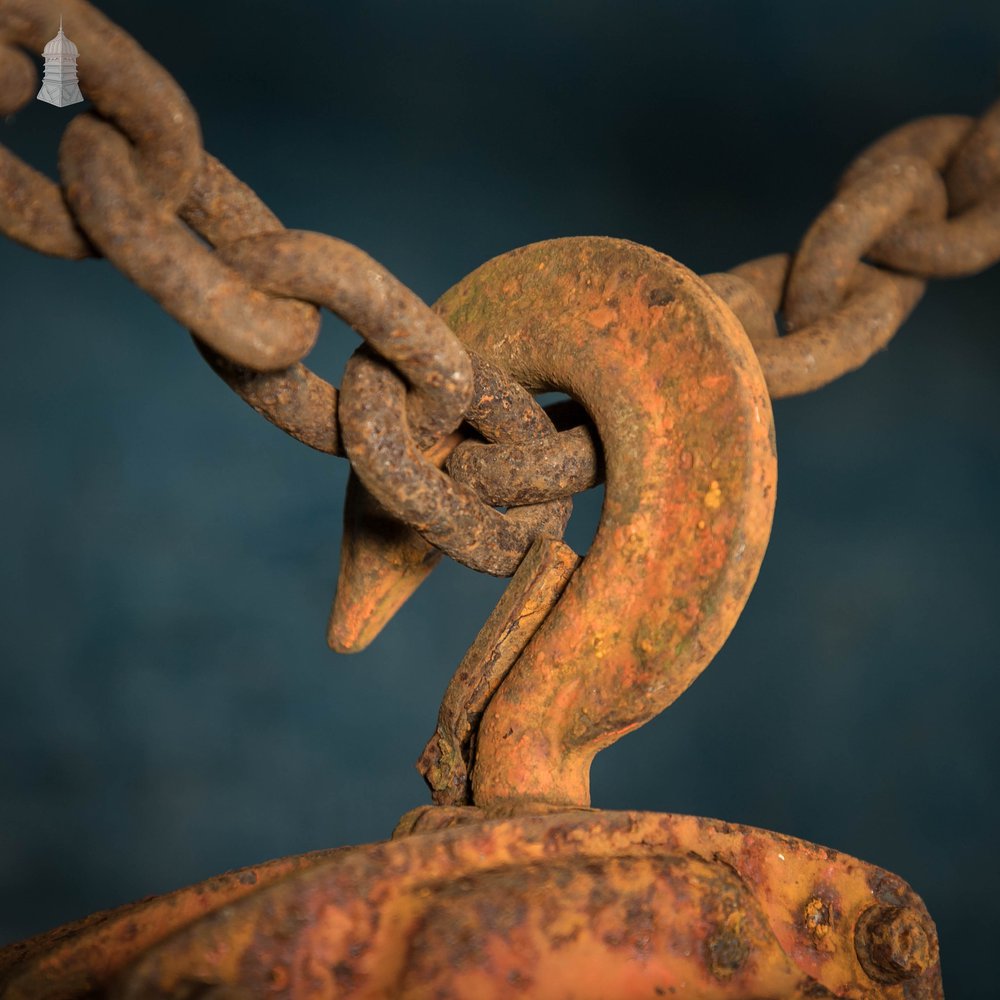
[0,847,353,999]
[419,536,582,806]
[335,236,776,810]
[0,2,980,989]
[0,812,941,998]
[0,236,943,996]
[327,433,459,654]
[442,238,776,809]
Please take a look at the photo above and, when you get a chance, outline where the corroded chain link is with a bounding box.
[450,111,1000,507]
[2,0,999,580]
[0,6,982,995]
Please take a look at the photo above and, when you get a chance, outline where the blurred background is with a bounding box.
[1,0,998,993]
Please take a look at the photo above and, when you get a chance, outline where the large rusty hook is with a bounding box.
[3,239,945,1000]
[335,236,777,811]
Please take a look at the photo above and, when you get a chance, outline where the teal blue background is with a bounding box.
[2,1,999,994]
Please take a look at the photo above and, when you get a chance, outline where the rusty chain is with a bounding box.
[2,4,987,996]
[3,0,1000,587]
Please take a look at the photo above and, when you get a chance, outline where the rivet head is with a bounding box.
[803,895,832,943]
[855,904,935,983]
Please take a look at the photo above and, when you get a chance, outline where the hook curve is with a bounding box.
[335,236,776,810]
[435,237,776,807]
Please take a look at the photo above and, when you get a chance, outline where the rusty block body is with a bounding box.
[0,811,941,998]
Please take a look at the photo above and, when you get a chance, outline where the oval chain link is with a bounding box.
[1,0,999,569]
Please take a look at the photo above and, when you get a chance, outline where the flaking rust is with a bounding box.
[0,236,944,997]
[346,236,778,810]
[0,812,941,998]
[0,0,988,987]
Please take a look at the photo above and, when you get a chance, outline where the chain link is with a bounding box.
[0,11,985,990]
[341,352,571,576]
[446,109,1000,508]
[2,0,999,576]
[0,0,200,257]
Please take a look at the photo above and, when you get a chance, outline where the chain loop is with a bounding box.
[447,420,599,506]
[1,0,999,575]
[0,0,201,258]
[60,116,321,372]
[784,156,941,329]
[838,109,1000,276]
[946,101,1000,212]
[721,255,926,398]
[216,230,474,445]
[340,349,570,576]
[182,156,344,453]
[839,114,972,185]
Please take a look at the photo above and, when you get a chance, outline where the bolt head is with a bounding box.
[855,903,936,984]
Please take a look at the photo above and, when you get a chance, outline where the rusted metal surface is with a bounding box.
[447,421,601,505]
[715,254,925,399]
[0,846,353,999]
[338,344,571,577]
[418,537,581,806]
[2,0,998,504]
[216,231,474,442]
[0,0,200,258]
[1,2,990,994]
[313,234,776,813]
[327,434,459,655]
[703,272,779,346]
[855,904,936,986]
[839,111,1000,277]
[181,154,347,452]
[62,116,322,371]
[945,100,1000,213]
[199,342,344,455]
[331,235,775,806]
[0,811,942,998]
[417,236,776,808]
[782,156,939,330]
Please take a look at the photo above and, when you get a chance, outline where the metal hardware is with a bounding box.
[0,812,940,999]
[1,0,995,995]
